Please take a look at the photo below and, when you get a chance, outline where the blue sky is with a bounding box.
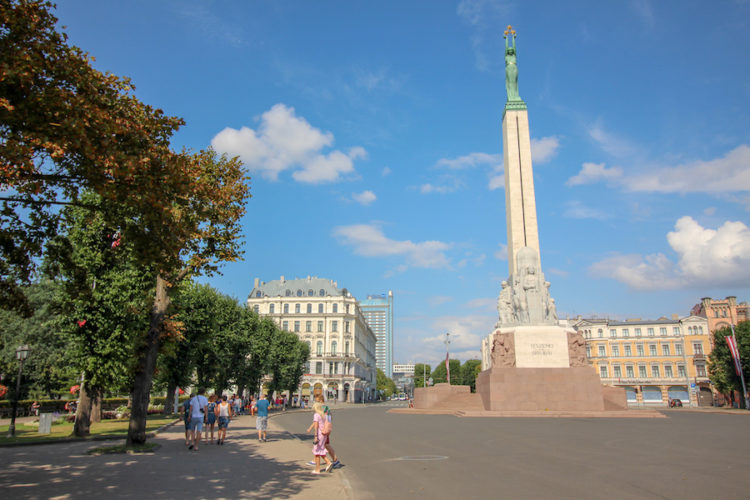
[55,1,750,366]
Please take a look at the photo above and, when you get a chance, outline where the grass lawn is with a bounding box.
[0,415,178,446]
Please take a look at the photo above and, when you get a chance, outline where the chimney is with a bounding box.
[280,275,285,283]
[254,278,259,289]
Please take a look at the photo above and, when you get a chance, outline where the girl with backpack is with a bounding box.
[306,402,334,474]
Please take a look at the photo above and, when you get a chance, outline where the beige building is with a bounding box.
[247,276,377,403]
[571,315,713,407]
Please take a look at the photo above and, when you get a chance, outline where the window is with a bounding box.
[696,365,706,377]
[659,327,667,336]
[639,365,647,378]
[307,303,312,314]
[333,303,338,313]
[586,346,591,358]
[664,365,673,378]
[624,344,632,356]
[598,345,606,357]
[285,289,292,297]
[662,344,670,356]
[598,329,603,338]
[315,362,322,374]
[269,304,275,314]
[297,289,303,297]
[651,365,660,378]
[647,328,655,336]
[678,365,687,377]
[316,341,323,356]
[331,321,338,332]
[612,345,620,357]
[673,327,680,336]
[599,366,608,378]
[637,344,644,356]
[345,321,350,333]
[626,365,635,378]
[635,328,642,337]
[295,303,301,314]
[675,343,683,355]
[255,291,261,297]
[649,345,657,356]
[714,309,719,318]
[328,362,334,374]
[693,342,703,355]
[318,303,324,313]
[623,328,629,338]
[614,365,622,377]
[346,304,350,314]
[308,289,314,296]
[294,321,300,332]
[317,321,324,332]
[610,329,617,338]
[722,309,727,317]
[253,305,259,313]
[283,303,289,314]
[305,321,312,332]
[282,320,289,330]
[319,289,325,296]
[698,326,703,334]
[331,341,337,355]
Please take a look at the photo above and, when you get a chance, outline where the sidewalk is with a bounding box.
[0,413,351,499]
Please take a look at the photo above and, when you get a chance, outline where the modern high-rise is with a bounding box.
[360,291,394,377]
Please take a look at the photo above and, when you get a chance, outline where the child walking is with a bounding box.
[306,402,333,474]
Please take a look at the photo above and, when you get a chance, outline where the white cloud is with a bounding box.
[354,67,402,92]
[381,167,392,176]
[704,207,717,216]
[530,136,560,164]
[332,224,452,269]
[456,0,512,72]
[566,162,623,186]
[629,0,655,29]
[211,103,365,183]
[436,152,500,170]
[563,200,611,220]
[351,190,376,206]
[590,216,750,290]
[494,243,508,260]
[546,267,569,278]
[488,165,505,190]
[464,298,496,310]
[587,123,636,158]
[420,183,460,194]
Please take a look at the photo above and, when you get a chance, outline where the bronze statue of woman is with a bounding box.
[504,27,521,102]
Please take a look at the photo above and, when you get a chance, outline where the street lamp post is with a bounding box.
[444,332,451,385]
[7,345,30,438]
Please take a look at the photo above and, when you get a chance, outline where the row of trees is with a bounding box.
[413,360,483,392]
[0,1,259,444]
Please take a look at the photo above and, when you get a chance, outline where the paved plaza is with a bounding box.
[1,403,749,499]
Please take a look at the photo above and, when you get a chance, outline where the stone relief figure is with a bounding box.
[494,246,558,326]
[491,333,516,367]
[567,332,587,367]
[504,26,521,102]
[496,280,515,326]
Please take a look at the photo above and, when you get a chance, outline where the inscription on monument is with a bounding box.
[514,328,570,368]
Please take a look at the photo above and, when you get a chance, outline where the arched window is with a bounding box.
[331,341,337,355]
[253,305,259,313]
[307,303,312,314]
[318,303,324,313]
[319,289,325,296]
[297,289,303,297]
[285,289,291,297]
[699,326,703,334]
[316,341,323,356]
[333,303,338,313]
[308,289,314,296]
[255,291,261,297]
[283,303,289,314]
[269,304,275,314]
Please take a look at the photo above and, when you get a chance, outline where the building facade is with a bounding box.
[392,363,415,396]
[691,296,749,343]
[571,315,713,407]
[247,276,377,403]
[360,291,394,377]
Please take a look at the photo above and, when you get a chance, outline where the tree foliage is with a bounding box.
[430,359,462,385]
[376,368,398,398]
[708,322,750,400]
[413,363,431,389]
[460,360,482,392]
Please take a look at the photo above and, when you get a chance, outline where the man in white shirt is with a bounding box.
[188,387,208,451]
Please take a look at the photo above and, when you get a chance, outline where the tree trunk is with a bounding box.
[164,382,176,415]
[127,275,170,445]
[91,391,102,422]
[73,383,101,436]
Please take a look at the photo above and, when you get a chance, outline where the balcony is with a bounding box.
[693,353,705,361]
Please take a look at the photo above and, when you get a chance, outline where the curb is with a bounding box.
[0,418,180,448]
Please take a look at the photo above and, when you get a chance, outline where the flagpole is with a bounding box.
[444,332,451,385]
[729,324,749,410]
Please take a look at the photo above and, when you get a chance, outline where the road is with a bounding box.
[276,402,750,500]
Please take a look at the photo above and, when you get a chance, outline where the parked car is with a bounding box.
[669,398,683,408]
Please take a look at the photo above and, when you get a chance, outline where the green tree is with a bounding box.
[430,359,462,385]
[708,322,750,407]
[460,359,482,392]
[376,368,398,398]
[413,363,431,389]
[266,329,310,396]
[0,280,77,400]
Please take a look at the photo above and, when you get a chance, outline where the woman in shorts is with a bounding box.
[205,394,218,444]
[216,394,232,445]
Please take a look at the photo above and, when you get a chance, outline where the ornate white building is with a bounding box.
[247,276,377,403]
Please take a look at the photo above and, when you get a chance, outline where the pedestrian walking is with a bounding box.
[205,394,218,444]
[182,393,193,446]
[254,393,270,442]
[187,387,208,451]
[216,394,232,445]
[307,394,341,468]
[307,402,334,474]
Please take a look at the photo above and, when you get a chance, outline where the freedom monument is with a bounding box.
[413,27,629,414]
